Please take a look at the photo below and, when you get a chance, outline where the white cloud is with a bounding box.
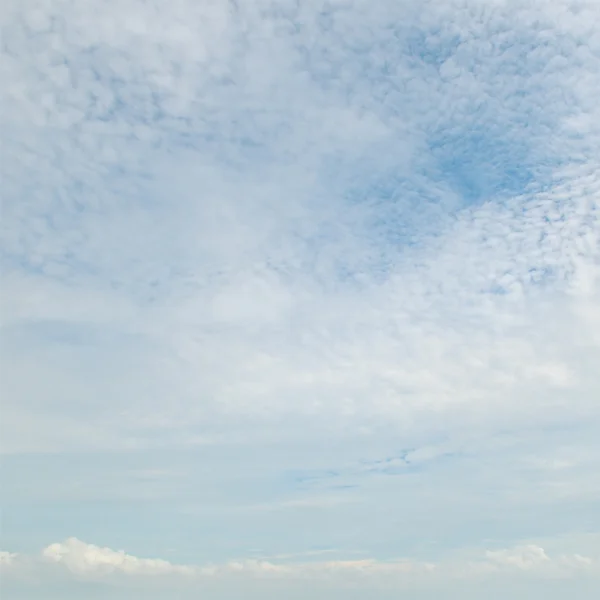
[0,551,18,567]
[2,537,599,586]
[41,538,195,577]
[1,0,599,597]
[485,544,551,570]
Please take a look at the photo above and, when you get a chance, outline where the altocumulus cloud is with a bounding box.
[1,0,598,449]
[1,0,600,599]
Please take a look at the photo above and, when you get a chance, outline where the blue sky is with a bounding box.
[1,0,600,598]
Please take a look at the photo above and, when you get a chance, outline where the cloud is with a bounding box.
[2,537,599,585]
[41,538,195,577]
[485,544,551,570]
[0,551,18,567]
[1,0,599,597]
[2,0,599,451]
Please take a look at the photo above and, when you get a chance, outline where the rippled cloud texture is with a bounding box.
[1,0,599,598]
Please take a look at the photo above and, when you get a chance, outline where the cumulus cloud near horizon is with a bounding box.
[3,536,600,583]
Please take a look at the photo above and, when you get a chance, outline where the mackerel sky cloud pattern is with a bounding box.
[1,0,600,598]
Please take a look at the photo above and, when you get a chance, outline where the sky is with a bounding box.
[1,0,600,598]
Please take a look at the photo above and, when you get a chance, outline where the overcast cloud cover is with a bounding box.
[1,0,600,598]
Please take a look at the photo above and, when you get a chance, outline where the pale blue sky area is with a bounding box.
[1,0,600,598]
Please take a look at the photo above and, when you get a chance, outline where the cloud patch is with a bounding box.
[3,537,600,585]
